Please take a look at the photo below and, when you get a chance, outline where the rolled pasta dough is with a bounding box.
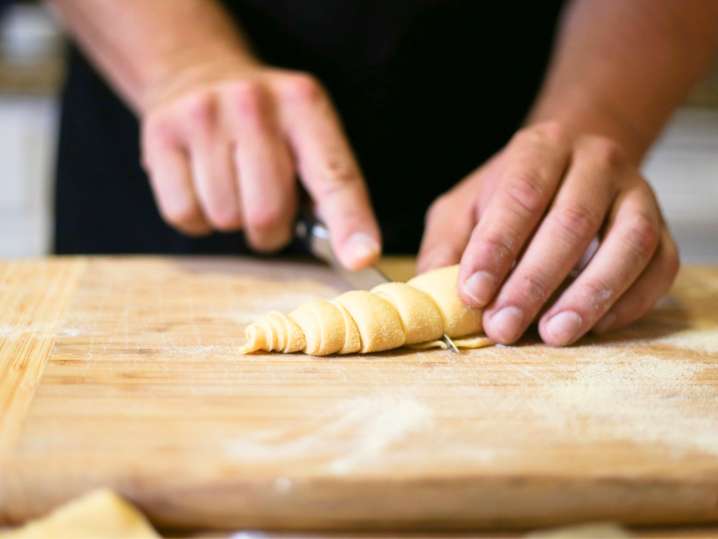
[241,264,490,355]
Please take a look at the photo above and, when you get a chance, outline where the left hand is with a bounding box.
[417,122,679,346]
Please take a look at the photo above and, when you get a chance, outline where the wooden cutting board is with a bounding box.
[1,257,717,531]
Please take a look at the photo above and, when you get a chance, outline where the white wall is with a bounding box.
[643,108,718,263]
[0,95,57,257]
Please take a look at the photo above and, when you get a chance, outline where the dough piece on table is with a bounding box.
[372,282,443,344]
[334,290,405,352]
[241,311,304,353]
[289,299,348,355]
[410,335,493,351]
[408,265,482,338]
[240,264,489,356]
[330,301,362,353]
[0,489,158,539]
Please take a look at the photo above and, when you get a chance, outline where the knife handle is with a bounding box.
[295,213,340,268]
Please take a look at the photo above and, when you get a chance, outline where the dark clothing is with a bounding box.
[54,1,565,255]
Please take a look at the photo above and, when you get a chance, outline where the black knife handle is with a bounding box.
[295,212,337,267]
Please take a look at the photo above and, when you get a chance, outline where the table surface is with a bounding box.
[1,257,717,533]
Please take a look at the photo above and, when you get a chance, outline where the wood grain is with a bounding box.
[0,258,85,452]
[1,257,717,531]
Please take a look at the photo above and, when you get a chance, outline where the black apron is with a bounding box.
[54,1,565,255]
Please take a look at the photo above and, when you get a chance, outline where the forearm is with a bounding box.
[527,0,718,162]
[48,0,258,113]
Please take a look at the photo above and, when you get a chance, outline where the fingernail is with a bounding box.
[545,311,583,345]
[463,271,495,306]
[593,312,616,334]
[344,233,380,269]
[488,306,524,343]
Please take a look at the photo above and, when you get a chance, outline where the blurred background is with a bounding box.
[0,2,716,261]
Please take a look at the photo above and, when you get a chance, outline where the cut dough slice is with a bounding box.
[372,282,443,344]
[408,265,482,337]
[289,300,346,355]
[333,290,405,353]
[331,301,362,354]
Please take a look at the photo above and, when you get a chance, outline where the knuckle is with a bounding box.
[533,120,568,145]
[141,117,176,170]
[641,289,661,313]
[184,93,215,131]
[515,121,567,147]
[513,126,542,147]
[504,171,546,215]
[514,272,551,305]
[424,195,446,225]
[554,204,600,244]
[326,155,359,182]
[623,212,659,259]
[277,72,324,104]
[481,233,517,265]
[143,114,174,146]
[316,158,361,199]
[580,278,615,312]
[586,137,626,170]
[425,194,453,224]
[630,289,661,319]
[229,80,267,118]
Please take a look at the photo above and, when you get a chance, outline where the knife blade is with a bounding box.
[296,215,460,353]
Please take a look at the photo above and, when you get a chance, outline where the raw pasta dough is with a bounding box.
[241,265,491,355]
[0,489,158,539]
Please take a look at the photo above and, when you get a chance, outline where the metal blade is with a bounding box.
[442,334,460,353]
[296,216,460,353]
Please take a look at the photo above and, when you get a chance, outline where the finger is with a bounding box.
[482,138,620,344]
[184,95,243,231]
[278,74,381,269]
[458,123,572,309]
[593,230,679,334]
[142,132,211,236]
[538,183,662,346]
[226,82,296,251]
[417,192,476,274]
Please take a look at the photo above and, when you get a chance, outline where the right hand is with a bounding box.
[140,58,381,269]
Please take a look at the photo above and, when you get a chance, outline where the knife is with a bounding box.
[296,215,460,353]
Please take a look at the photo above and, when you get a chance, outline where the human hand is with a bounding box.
[418,122,679,345]
[140,58,380,269]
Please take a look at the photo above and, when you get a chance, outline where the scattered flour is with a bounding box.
[328,395,434,474]
[226,393,433,474]
[530,355,718,456]
[57,327,82,338]
[230,533,267,539]
[225,350,717,477]
[0,324,84,339]
[653,328,718,354]
[272,477,293,494]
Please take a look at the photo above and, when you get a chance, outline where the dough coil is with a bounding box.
[240,265,490,355]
